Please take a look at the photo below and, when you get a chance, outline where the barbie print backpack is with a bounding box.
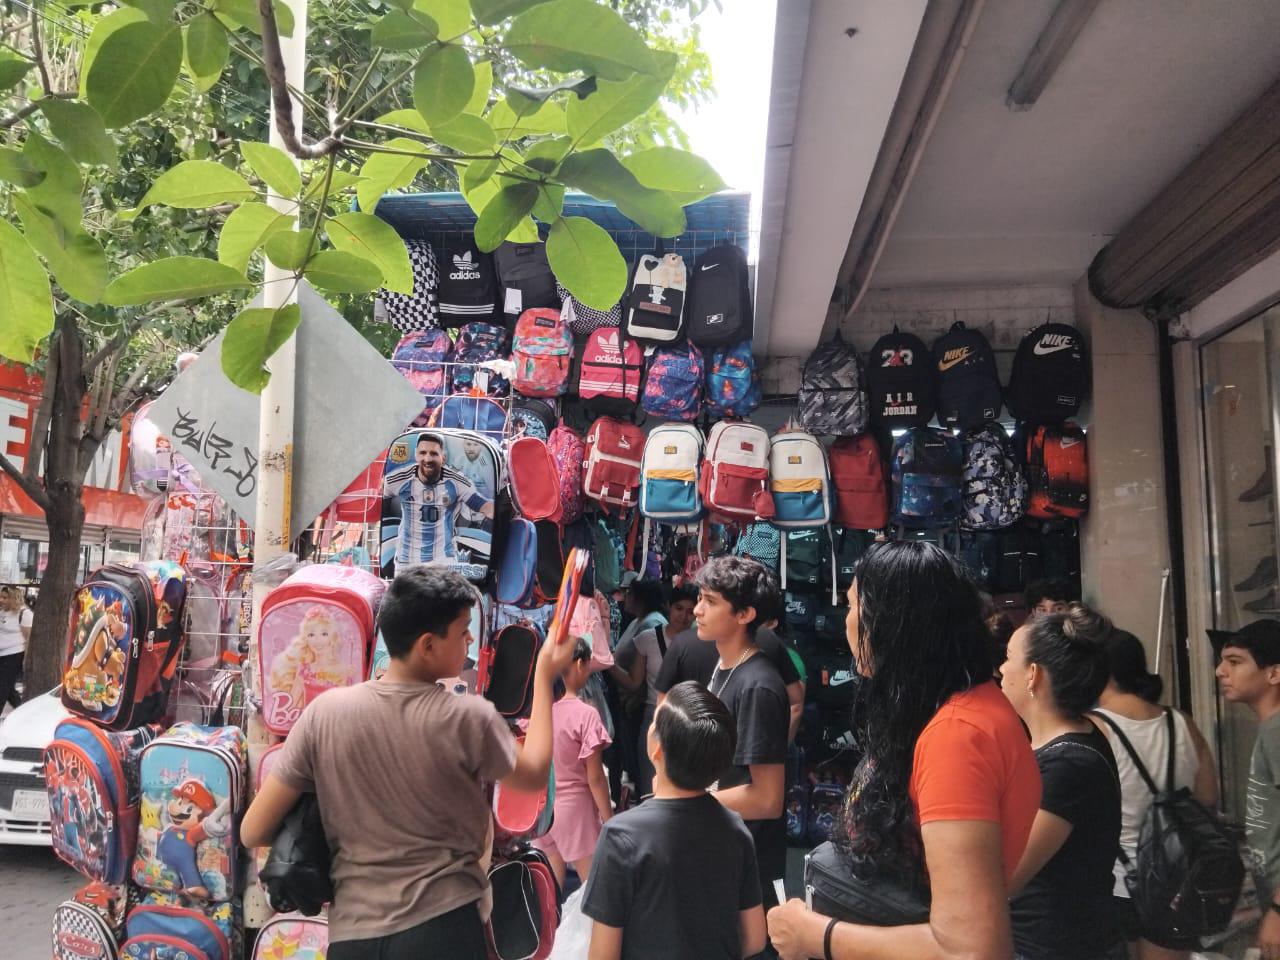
[256,565,385,735]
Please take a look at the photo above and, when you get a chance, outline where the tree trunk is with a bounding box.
[24,482,83,698]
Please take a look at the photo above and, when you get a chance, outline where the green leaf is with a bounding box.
[371,10,438,49]
[0,148,44,188]
[263,231,313,270]
[622,147,727,205]
[217,202,295,273]
[558,149,685,236]
[131,159,256,216]
[385,0,414,9]
[566,51,674,146]
[85,20,182,128]
[39,100,118,169]
[103,256,252,306]
[304,250,383,293]
[326,212,413,295]
[472,0,552,25]
[509,75,597,108]
[413,44,475,127]
[413,0,471,38]
[462,157,500,193]
[0,51,33,92]
[356,137,429,212]
[431,114,496,153]
[23,132,82,232]
[240,141,301,198]
[221,303,302,393]
[211,0,295,38]
[474,182,538,252]
[465,60,493,115]
[374,109,431,134]
[507,0,659,81]
[547,215,625,311]
[120,0,174,23]
[13,195,108,304]
[79,9,149,99]
[304,167,363,202]
[489,97,566,137]
[532,182,564,222]
[184,12,229,92]
[0,219,53,363]
[523,136,571,173]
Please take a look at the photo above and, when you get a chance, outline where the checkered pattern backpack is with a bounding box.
[557,281,621,336]
[379,240,440,333]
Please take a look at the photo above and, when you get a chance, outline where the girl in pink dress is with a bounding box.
[535,636,613,888]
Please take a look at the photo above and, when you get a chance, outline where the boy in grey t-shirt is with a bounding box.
[1213,619,1280,957]
[242,567,575,958]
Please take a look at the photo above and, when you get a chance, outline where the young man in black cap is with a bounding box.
[1213,619,1280,958]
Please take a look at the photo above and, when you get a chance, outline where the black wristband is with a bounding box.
[824,916,839,960]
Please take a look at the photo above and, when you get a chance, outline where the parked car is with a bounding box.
[0,688,69,846]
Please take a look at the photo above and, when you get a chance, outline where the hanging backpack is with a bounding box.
[495,241,560,329]
[957,531,999,589]
[1093,710,1243,944]
[700,421,773,525]
[557,280,621,336]
[508,398,558,442]
[890,427,963,528]
[932,321,1002,429]
[806,781,845,846]
[432,393,508,443]
[783,528,827,592]
[687,244,752,347]
[769,431,833,529]
[733,521,781,570]
[705,339,762,418]
[478,623,542,718]
[508,437,562,523]
[642,341,704,421]
[496,519,539,607]
[798,334,868,436]
[1026,423,1089,519]
[53,882,131,960]
[582,417,645,512]
[45,720,160,884]
[391,329,452,426]
[512,307,573,398]
[121,902,233,960]
[252,913,329,960]
[992,523,1044,593]
[592,518,626,594]
[546,423,586,524]
[576,327,644,417]
[437,242,499,328]
[62,561,188,730]
[625,253,688,345]
[640,423,705,553]
[1006,322,1089,423]
[132,723,247,902]
[867,328,935,430]
[961,423,1027,531]
[378,239,439,334]
[450,322,509,395]
[829,435,888,530]
[257,565,384,735]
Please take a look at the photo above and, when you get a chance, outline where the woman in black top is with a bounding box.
[999,603,1125,960]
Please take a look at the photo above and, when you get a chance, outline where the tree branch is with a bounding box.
[0,449,50,512]
[257,0,342,159]
[84,330,128,376]
[29,15,52,97]
[24,326,59,485]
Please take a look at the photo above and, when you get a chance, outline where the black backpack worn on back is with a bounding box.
[1006,322,1089,423]
[866,328,935,430]
[932,321,1002,429]
[1093,709,1243,943]
[687,244,753,347]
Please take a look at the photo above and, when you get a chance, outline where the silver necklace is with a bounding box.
[710,646,755,698]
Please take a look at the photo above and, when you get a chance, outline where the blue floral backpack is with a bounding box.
[641,341,704,421]
[960,422,1026,530]
[705,340,761,417]
[450,322,509,395]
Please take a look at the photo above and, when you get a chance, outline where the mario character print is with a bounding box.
[63,589,131,715]
[155,779,232,898]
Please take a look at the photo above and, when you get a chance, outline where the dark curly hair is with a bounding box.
[837,541,994,890]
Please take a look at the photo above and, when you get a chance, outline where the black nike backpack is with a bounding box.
[932,322,1002,429]
[1006,322,1089,423]
[687,244,753,347]
[866,328,934,430]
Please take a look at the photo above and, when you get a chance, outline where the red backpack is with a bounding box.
[546,423,586,524]
[583,416,645,511]
[508,437,563,522]
[1026,423,1089,519]
[577,327,643,416]
[699,421,773,525]
[829,435,888,529]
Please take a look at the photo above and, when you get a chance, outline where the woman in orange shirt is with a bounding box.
[768,541,1041,960]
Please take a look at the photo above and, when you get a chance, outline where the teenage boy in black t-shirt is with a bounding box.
[583,681,766,960]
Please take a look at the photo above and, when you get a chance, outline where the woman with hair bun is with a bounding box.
[1000,602,1126,960]
[1093,629,1218,960]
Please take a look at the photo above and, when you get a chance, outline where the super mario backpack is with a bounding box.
[121,896,239,960]
[705,339,762,418]
[642,341,704,421]
[391,329,452,426]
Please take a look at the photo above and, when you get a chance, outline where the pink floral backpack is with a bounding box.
[546,423,586,524]
[512,307,573,397]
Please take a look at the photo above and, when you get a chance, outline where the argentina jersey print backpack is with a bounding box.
[1006,322,1089,423]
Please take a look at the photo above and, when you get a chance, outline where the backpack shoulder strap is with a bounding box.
[1090,710,1160,796]
[655,624,667,659]
[1163,707,1178,793]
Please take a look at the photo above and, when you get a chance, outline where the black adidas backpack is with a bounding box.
[1006,322,1089,423]
[1093,710,1243,944]
[687,244,753,347]
[866,328,935,430]
[932,322,1002,429]
[436,242,498,327]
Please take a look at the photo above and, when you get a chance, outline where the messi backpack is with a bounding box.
[625,253,688,345]
[1026,422,1089,519]
[960,422,1027,531]
[450,321,509,395]
[576,327,644,417]
[436,242,498,327]
[432,393,508,443]
[583,416,645,511]
[546,423,586,524]
[642,341,704,421]
[866,328,935,430]
[705,340,762,418]
[890,427,963,528]
[829,435,888,530]
[687,244,752,347]
[701,421,773,525]
[1006,322,1089,423]
[391,329,452,426]
[798,334,868,436]
[932,322,1002,429]
[512,307,573,398]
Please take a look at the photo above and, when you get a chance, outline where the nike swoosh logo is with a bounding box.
[1033,342,1074,356]
[937,350,973,372]
[701,264,718,271]
[829,671,856,686]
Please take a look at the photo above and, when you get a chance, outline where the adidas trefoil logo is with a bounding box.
[450,251,482,281]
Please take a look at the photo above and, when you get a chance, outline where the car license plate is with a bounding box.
[12,789,49,819]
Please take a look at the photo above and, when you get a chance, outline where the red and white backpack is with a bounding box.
[546,423,586,524]
[700,421,773,525]
[511,307,573,398]
[577,327,643,417]
[583,416,645,512]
